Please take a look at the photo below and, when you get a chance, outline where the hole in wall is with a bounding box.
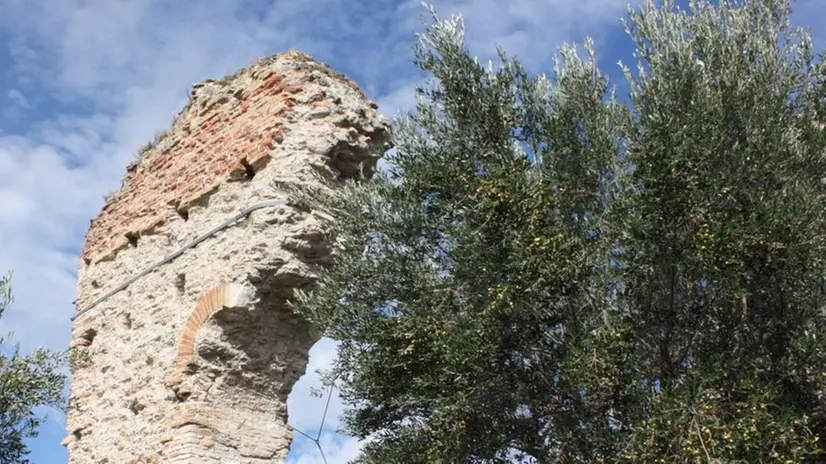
[240,158,256,180]
[128,399,146,415]
[169,198,190,221]
[176,273,187,295]
[181,359,199,376]
[171,385,192,403]
[125,232,139,247]
[81,328,98,345]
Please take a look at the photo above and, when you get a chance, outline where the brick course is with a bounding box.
[81,51,370,266]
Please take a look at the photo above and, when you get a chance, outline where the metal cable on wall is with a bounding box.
[71,198,291,322]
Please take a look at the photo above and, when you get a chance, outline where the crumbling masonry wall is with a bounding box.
[64,51,390,463]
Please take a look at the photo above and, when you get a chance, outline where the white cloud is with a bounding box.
[7,89,30,109]
[288,338,346,433]
[376,78,425,122]
[288,430,365,464]
[3,0,821,463]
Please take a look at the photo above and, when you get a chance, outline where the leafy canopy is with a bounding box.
[286,0,826,462]
[0,272,67,464]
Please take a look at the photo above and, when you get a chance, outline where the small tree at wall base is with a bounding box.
[0,271,67,464]
[285,0,826,462]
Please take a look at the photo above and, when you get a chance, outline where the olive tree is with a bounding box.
[286,1,826,461]
[0,272,66,463]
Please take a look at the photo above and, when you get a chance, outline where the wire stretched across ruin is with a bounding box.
[71,197,343,460]
[288,380,337,464]
[71,198,291,322]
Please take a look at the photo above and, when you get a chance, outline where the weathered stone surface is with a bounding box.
[66,50,390,463]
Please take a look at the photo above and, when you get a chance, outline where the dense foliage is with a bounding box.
[286,0,826,462]
[0,272,66,464]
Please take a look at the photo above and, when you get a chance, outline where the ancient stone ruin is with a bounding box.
[64,51,391,463]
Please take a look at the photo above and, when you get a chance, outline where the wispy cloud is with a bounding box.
[1,0,822,462]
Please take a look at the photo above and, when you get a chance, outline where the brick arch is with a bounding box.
[175,281,243,371]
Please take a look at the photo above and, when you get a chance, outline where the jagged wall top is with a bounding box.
[81,50,382,266]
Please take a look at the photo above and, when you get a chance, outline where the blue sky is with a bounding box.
[0,0,823,463]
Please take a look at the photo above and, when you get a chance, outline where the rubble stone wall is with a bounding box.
[65,51,390,464]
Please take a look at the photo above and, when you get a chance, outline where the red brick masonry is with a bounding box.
[80,52,364,266]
